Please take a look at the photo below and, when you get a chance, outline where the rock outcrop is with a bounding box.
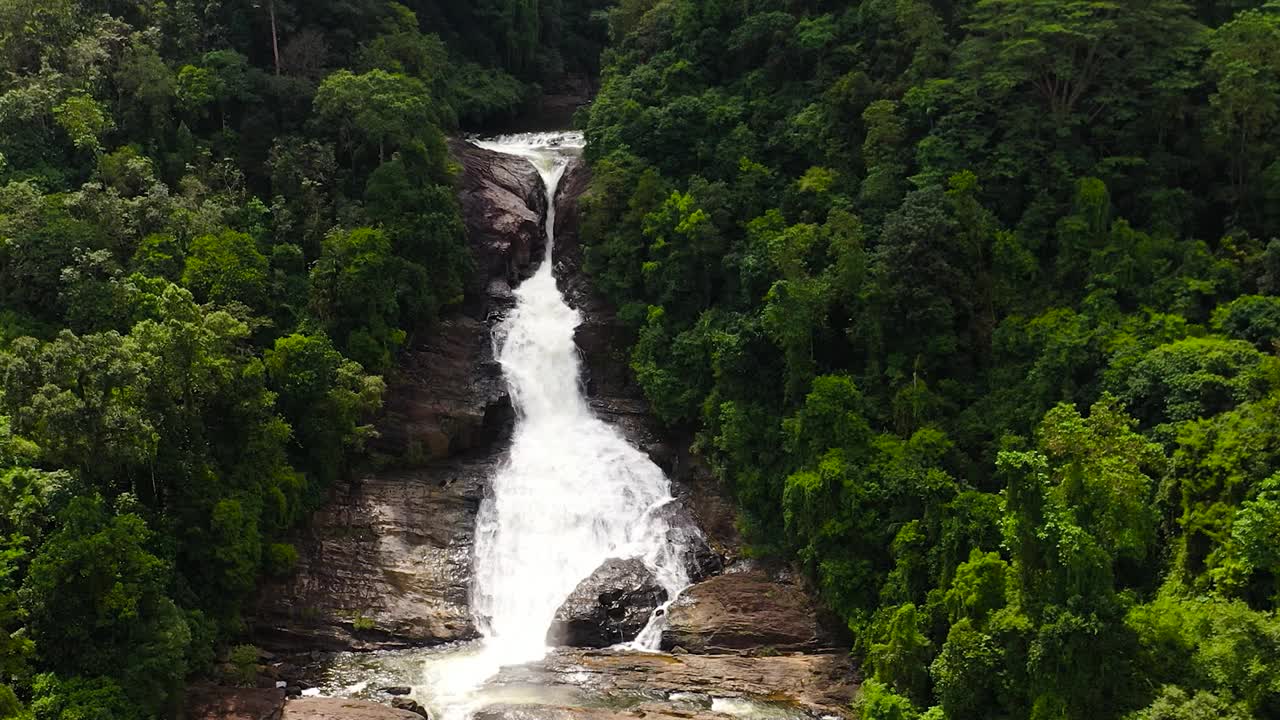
[660,568,841,654]
[474,704,724,720]
[252,460,494,650]
[491,648,857,718]
[390,698,430,720]
[186,685,285,720]
[551,157,663,455]
[546,558,667,648]
[252,141,547,652]
[452,138,548,304]
[282,698,423,720]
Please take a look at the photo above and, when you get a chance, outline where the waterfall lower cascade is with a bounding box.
[418,132,693,718]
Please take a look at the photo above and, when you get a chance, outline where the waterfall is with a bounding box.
[422,133,689,705]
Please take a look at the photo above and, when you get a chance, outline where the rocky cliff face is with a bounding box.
[251,141,547,651]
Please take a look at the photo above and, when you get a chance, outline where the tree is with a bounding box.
[962,0,1202,126]
[1204,9,1280,225]
[868,604,933,703]
[1110,337,1279,434]
[20,497,189,714]
[182,229,269,307]
[1212,295,1280,350]
[264,332,382,488]
[52,96,114,155]
[29,674,143,720]
[313,69,436,167]
[308,227,402,370]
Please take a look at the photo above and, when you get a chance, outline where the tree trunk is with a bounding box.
[269,0,281,76]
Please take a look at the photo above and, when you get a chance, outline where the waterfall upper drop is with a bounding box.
[468,132,691,666]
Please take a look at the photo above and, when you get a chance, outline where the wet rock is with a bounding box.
[473,704,724,720]
[252,457,497,651]
[549,157,661,450]
[185,684,286,720]
[370,317,512,463]
[548,156,740,570]
[450,138,547,297]
[546,558,667,648]
[282,698,422,720]
[490,648,857,718]
[381,687,411,697]
[667,449,743,565]
[390,698,429,720]
[660,569,839,654]
[649,502,722,583]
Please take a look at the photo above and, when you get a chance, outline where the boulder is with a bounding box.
[546,558,667,648]
[380,688,411,697]
[450,138,547,297]
[660,569,838,654]
[282,698,423,720]
[390,698,429,720]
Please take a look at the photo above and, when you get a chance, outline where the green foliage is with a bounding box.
[1124,685,1250,720]
[265,332,383,487]
[856,679,920,720]
[309,227,403,370]
[29,675,141,720]
[867,604,932,703]
[1110,338,1279,435]
[582,1,1280,716]
[182,230,269,307]
[0,0,603,716]
[264,543,299,577]
[20,497,188,714]
[1128,592,1280,715]
[1212,294,1280,349]
[52,96,113,155]
[314,69,437,166]
[226,645,259,688]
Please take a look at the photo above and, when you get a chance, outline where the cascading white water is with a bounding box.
[418,132,691,718]
[472,132,690,653]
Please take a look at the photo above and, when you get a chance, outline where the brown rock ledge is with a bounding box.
[660,569,842,654]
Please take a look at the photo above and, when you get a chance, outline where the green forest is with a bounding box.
[581,0,1280,718]
[0,1,607,718]
[3,0,1280,719]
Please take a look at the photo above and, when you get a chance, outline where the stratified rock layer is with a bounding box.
[253,460,495,650]
[490,648,856,718]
